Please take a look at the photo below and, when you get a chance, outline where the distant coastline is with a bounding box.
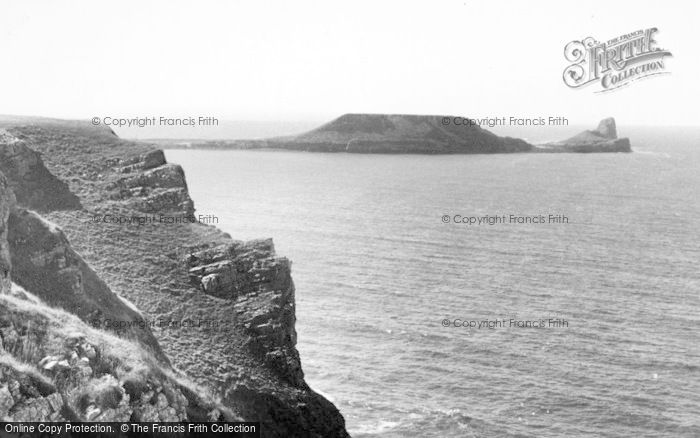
[154,114,632,154]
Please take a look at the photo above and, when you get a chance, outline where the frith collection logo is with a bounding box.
[563,28,672,92]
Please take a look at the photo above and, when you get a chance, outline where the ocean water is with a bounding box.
[165,127,700,437]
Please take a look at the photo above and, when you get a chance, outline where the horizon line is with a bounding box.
[2,113,700,129]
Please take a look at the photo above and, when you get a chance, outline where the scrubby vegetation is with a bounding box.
[0,287,235,421]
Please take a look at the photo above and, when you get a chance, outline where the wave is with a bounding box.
[635,149,671,158]
[350,408,475,437]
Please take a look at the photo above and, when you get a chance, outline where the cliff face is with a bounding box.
[0,117,348,437]
[0,129,80,211]
[1,130,166,362]
[106,149,194,216]
[0,173,12,292]
[535,118,632,153]
[0,165,232,422]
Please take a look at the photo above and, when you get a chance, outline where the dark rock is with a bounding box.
[141,150,167,170]
[224,381,349,438]
[0,130,81,210]
[0,365,64,422]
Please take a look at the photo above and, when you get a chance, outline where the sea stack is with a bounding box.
[536,117,632,153]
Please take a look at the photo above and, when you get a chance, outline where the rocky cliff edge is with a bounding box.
[0,118,348,437]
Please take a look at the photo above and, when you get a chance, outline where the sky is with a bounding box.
[0,0,697,130]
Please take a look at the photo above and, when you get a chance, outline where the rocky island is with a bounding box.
[533,117,631,153]
[0,117,348,437]
[175,114,632,154]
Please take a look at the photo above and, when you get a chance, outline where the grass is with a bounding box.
[0,353,54,390]
[1,288,152,376]
[0,288,233,421]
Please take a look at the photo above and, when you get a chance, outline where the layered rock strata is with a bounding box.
[0,117,348,437]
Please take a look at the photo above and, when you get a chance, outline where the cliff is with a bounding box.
[534,118,632,153]
[0,118,348,436]
[0,169,234,422]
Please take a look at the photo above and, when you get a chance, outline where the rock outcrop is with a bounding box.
[186,239,290,299]
[186,239,300,381]
[535,118,632,153]
[185,239,301,385]
[0,164,232,423]
[0,129,80,210]
[183,238,350,436]
[108,151,194,216]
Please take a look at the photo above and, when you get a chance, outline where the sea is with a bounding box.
[165,126,700,437]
